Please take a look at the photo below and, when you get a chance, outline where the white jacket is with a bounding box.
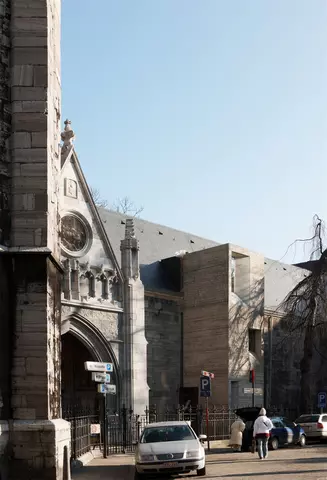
[253,415,273,437]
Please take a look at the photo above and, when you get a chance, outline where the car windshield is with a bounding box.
[295,415,320,423]
[141,425,195,443]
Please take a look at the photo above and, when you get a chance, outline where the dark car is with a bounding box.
[235,407,306,451]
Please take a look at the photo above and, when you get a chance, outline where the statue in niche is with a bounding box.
[80,272,89,301]
[109,270,120,302]
[96,268,110,301]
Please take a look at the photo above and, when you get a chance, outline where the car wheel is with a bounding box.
[197,466,206,476]
[270,437,279,450]
[299,435,306,447]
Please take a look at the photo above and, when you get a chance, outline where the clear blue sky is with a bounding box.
[61,0,327,263]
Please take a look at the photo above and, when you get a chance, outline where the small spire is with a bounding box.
[61,119,75,147]
[125,219,135,239]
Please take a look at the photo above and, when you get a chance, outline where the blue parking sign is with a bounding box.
[318,392,326,409]
[200,376,211,397]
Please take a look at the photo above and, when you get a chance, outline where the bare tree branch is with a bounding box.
[112,196,144,217]
[278,215,327,411]
[90,187,109,208]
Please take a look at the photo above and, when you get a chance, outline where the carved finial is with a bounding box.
[125,219,135,239]
[61,119,75,147]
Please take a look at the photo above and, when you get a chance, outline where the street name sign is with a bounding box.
[200,375,211,397]
[92,372,111,383]
[97,384,116,395]
[244,387,263,395]
[84,361,113,372]
[318,392,326,409]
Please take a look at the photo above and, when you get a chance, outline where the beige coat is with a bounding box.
[229,419,246,446]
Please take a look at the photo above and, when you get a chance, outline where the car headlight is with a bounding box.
[139,454,155,462]
[186,450,200,458]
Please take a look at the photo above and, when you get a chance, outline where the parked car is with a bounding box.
[134,421,207,478]
[236,407,306,451]
[295,413,327,441]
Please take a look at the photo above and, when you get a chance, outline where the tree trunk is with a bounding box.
[300,324,314,413]
[300,294,317,413]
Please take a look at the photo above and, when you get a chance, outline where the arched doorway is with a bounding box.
[61,332,98,414]
[61,315,120,415]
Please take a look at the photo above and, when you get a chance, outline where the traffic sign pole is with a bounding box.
[205,397,210,451]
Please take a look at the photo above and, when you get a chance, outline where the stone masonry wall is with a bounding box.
[9,1,71,478]
[183,244,230,406]
[265,315,327,414]
[0,0,11,247]
[145,296,181,411]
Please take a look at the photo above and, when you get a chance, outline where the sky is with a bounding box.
[61,0,327,264]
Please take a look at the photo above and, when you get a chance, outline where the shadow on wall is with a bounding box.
[144,294,181,412]
[264,315,327,416]
[229,277,265,377]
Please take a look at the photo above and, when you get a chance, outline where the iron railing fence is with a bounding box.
[63,406,102,460]
[63,403,307,458]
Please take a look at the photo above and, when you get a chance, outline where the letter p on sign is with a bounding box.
[200,375,211,397]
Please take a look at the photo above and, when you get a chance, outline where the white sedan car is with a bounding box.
[134,421,207,478]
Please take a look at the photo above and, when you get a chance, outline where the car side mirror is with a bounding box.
[199,434,207,442]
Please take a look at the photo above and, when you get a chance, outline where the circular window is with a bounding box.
[61,214,90,255]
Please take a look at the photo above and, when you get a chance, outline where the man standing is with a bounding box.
[253,408,273,459]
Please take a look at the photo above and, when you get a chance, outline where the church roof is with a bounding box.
[97,208,219,294]
[97,208,310,305]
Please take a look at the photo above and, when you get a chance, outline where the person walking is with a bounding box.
[229,417,245,452]
[253,408,273,459]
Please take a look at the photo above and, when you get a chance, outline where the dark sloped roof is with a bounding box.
[98,208,219,266]
[98,208,310,303]
[97,208,219,294]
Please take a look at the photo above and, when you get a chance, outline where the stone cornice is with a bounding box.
[62,299,123,313]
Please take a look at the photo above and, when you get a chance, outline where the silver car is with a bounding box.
[295,414,327,440]
[134,421,207,478]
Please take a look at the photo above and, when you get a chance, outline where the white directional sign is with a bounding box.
[97,384,116,395]
[84,361,113,372]
[243,387,263,395]
[92,372,111,383]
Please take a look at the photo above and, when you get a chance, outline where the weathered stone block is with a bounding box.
[26,357,47,375]
[11,17,47,33]
[12,147,47,163]
[12,100,47,113]
[14,408,36,420]
[12,87,46,101]
[20,162,47,176]
[12,47,47,65]
[12,35,49,48]
[11,65,34,86]
[34,66,47,87]
[32,131,47,147]
[10,132,31,149]
[12,112,47,132]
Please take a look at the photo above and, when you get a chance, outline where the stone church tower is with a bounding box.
[0,0,71,478]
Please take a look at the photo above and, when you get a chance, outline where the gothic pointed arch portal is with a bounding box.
[61,314,120,414]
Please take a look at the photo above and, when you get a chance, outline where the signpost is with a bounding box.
[318,392,326,413]
[84,361,116,459]
[92,372,111,383]
[97,384,117,395]
[200,371,214,451]
[84,361,113,372]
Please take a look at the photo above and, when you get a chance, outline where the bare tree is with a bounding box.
[112,196,144,217]
[90,187,108,208]
[279,215,327,412]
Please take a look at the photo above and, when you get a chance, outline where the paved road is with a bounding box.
[73,446,327,479]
